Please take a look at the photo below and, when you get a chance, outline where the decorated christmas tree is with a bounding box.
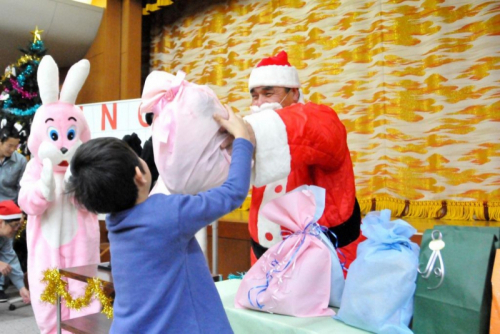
[0,27,48,154]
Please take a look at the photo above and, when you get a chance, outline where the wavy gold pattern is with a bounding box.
[150,0,500,220]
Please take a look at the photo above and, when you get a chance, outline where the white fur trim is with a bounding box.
[249,65,300,91]
[0,213,22,220]
[244,109,291,187]
[257,178,287,247]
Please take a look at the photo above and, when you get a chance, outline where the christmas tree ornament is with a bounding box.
[31,26,44,43]
[0,28,48,154]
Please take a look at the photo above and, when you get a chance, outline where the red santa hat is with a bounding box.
[0,200,22,220]
[248,51,301,91]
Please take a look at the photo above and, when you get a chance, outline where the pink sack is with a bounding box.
[235,186,335,317]
[140,70,231,194]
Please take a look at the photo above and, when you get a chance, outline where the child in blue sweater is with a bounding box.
[67,108,253,334]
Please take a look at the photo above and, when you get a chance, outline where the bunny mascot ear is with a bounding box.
[37,56,60,104]
[60,59,90,104]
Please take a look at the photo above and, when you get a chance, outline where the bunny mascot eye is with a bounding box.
[67,126,76,140]
[47,127,59,141]
[17,55,101,333]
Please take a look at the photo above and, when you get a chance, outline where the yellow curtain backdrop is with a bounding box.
[149,0,500,221]
[142,0,174,16]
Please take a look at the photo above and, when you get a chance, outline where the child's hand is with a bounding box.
[19,287,30,304]
[214,105,251,141]
[0,261,12,276]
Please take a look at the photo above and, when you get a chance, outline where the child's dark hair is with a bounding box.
[67,137,145,214]
[0,124,20,143]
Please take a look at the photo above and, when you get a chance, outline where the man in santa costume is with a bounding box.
[241,51,362,271]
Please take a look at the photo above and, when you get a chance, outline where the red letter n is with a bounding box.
[101,103,117,130]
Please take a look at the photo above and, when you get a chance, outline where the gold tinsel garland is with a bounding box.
[15,219,27,240]
[41,269,114,319]
[16,55,40,67]
[1,55,41,81]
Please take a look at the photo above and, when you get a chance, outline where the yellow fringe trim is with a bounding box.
[142,0,174,15]
[359,197,500,221]
[41,269,114,319]
[358,198,373,215]
[488,202,500,222]
[375,197,406,217]
[443,201,485,221]
[406,200,443,219]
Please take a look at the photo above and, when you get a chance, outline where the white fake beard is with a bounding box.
[250,102,283,114]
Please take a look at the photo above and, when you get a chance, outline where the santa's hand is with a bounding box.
[220,135,234,155]
[217,119,235,151]
[40,158,55,201]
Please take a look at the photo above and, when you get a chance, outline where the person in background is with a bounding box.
[122,132,143,157]
[0,200,30,304]
[0,125,29,289]
[0,125,27,204]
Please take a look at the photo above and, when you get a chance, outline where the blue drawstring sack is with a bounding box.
[335,210,420,333]
[317,232,345,307]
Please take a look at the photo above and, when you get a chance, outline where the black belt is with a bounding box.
[251,198,361,260]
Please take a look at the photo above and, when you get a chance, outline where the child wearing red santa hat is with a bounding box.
[0,200,30,304]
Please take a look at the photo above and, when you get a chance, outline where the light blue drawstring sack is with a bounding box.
[318,232,345,307]
[335,210,420,333]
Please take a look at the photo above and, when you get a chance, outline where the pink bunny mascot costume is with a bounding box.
[18,56,100,333]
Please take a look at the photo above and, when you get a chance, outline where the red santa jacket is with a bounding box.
[245,102,361,269]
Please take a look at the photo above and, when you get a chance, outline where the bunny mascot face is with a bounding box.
[18,56,100,334]
[28,100,91,174]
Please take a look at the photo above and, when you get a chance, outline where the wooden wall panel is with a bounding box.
[120,0,142,99]
[77,0,142,104]
[207,221,251,279]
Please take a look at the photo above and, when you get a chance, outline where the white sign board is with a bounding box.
[78,98,152,144]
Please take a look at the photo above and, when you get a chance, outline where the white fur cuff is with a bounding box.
[244,109,291,187]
